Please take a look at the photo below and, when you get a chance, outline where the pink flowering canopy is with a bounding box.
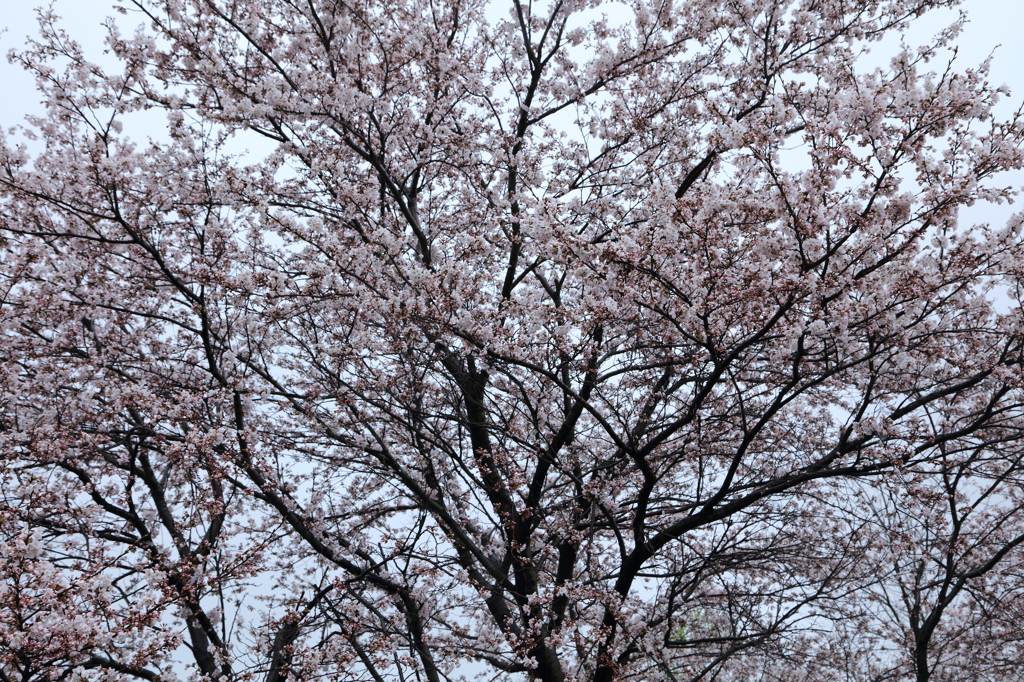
[2,0,1024,680]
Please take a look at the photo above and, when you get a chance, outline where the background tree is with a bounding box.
[2,0,1024,681]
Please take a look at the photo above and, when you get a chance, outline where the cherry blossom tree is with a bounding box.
[2,0,1024,680]
[862,460,1024,682]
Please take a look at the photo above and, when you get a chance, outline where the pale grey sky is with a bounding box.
[2,0,1022,130]
[2,0,1022,223]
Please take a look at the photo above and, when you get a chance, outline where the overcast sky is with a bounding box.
[2,0,1022,233]
[2,0,1022,126]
